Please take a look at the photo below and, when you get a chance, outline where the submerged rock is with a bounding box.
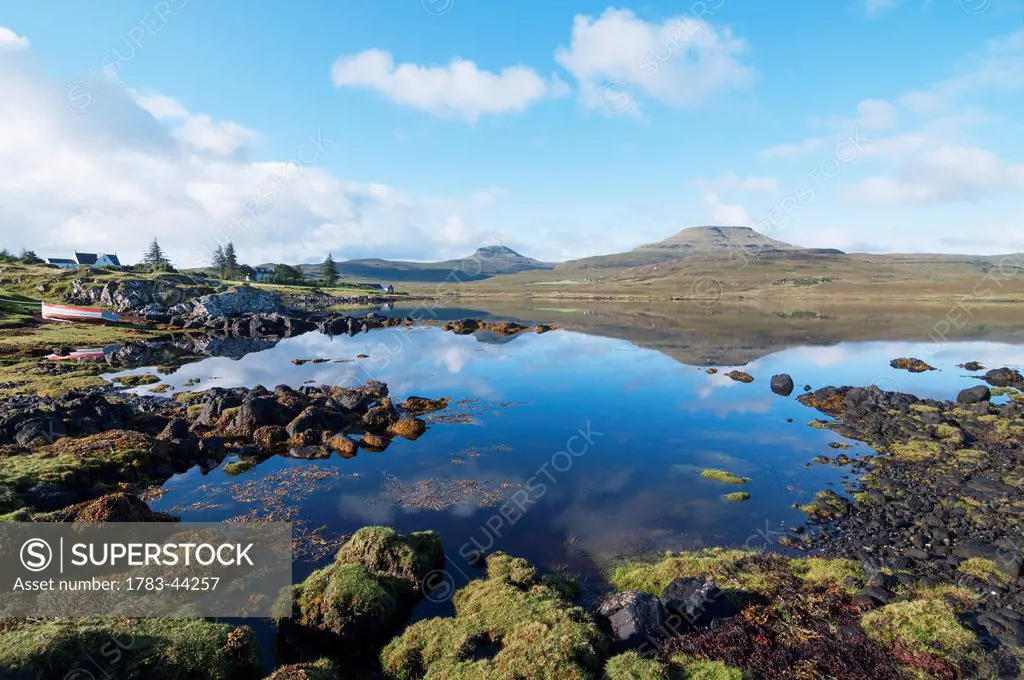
[724,370,754,383]
[959,361,986,371]
[983,367,1024,388]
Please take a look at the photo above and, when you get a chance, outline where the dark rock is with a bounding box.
[957,385,992,405]
[984,368,1024,388]
[596,590,666,650]
[157,419,190,441]
[954,540,1022,578]
[286,407,326,437]
[24,483,81,511]
[770,374,795,396]
[959,361,985,371]
[14,417,66,447]
[660,577,740,630]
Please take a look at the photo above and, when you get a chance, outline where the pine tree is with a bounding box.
[19,248,40,264]
[321,253,338,286]
[211,245,227,277]
[142,239,169,271]
[224,242,238,279]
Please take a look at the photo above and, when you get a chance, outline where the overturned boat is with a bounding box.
[41,302,119,323]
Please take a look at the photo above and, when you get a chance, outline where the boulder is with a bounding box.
[984,367,1024,388]
[661,577,740,629]
[956,385,991,405]
[192,287,284,320]
[14,417,66,447]
[770,374,795,396]
[596,590,665,650]
[286,407,326,437]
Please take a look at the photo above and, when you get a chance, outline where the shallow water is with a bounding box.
[104,318,1024,595]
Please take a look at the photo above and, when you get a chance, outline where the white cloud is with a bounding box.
[554,8,753,113]
[704,192,750,225]
[694,173,778,192]
[759,138,825,159]
[845,145,1024,205]
[131,91,259,157]
[0,26,29,51]
[0,49,500,266]
[330,49,563,122]
[855,98,897,130]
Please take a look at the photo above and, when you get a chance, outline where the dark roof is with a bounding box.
[46,258,77,265]
[73,252,121,267]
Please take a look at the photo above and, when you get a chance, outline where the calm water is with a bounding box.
[105,320,1024,595]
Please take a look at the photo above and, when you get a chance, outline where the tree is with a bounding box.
[321,253,338,286]
[142,239,171,271]
[0,248,14,262]
[238,264,255,281]
[272,264,304,285]
[210,245,227,277]
[224,242,239,279]
[18,249,41,264]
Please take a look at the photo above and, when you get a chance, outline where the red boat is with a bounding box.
[41,302,119,323]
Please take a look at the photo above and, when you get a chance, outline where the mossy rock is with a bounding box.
[0,619,260,680]
[380,553,605,680]
[700,469,749,485]
[336,526,444,593]
[281,527,444,656]
[112,373,161,387]
[861,598,988,674]
[223,460,255,476]
[264,658,339,679]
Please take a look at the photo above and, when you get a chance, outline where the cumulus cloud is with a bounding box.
[844,145,1024,205]
[330,49,564,122]
[0,49,499,266]
[759,138,825,159]
[704,192,750,225]
[554,8,753,113]
[0,25,29,51]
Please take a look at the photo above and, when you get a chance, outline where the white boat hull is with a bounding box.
[41,303,119,323]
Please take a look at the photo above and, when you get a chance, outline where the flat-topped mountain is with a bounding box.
[559,226,843,270]
[298,245,553,283]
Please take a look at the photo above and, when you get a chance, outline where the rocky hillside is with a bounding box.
[559,226,844,270]
[296,246,554,283]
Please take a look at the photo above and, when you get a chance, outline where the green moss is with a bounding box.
[788,557,863,593]
[989,386,1017,397]
[910,404,941,413]
[609,549,749,595]
[861,599,981,665]
[799,490,850,521]
[293,562,401,639]
[186,404,204,419]
[0,618,259,680]
[722,492,750,502]
[380,552,605,680]
[264,658,338,679]
[670,654,744,680]
[222,461,254,475]
[0,431,171,503]
[174,390,204,403]
[112,373,161,387]
[889,438,942,462]
[604,652,672,680]
[956,557,1012,585]
[700,469,750,485]
[337,526,444,592]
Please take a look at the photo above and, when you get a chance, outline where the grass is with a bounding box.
[265,658,338,679]
[956,557,1012,585]
[604,652,672,680]
[700,469,750,485]
[0,430,172,510]
[670,654,743,680]
[609,548,750,595]
[861,599,982,667]
[788,557,863,593]
[0,618,259,680]
[380,552,605,680]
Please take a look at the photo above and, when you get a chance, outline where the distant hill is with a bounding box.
[558,226,844,270]
[296,245,554,283]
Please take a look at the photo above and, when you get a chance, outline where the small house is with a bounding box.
[252,267,274,282]
[379,283,394,294]
[75,252,121,268]
[45,257,78,269]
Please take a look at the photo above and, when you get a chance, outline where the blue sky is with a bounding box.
[0,0,1022,266]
